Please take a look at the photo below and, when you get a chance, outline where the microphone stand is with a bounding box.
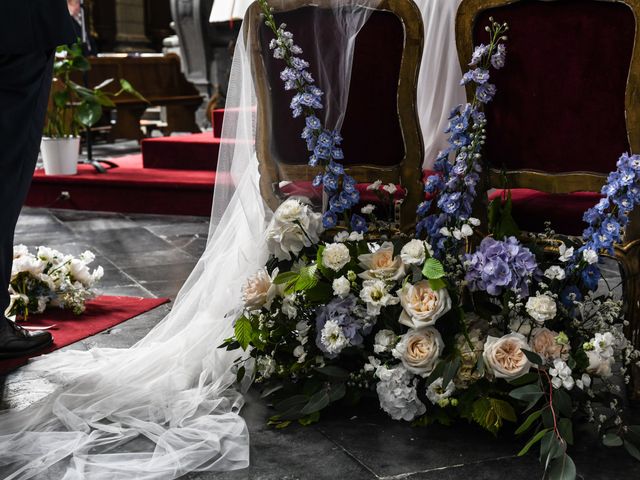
[78,0,117,173]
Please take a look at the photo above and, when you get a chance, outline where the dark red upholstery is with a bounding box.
[260,7,405,167]
[475,0,634,174]
[489,189,602,236]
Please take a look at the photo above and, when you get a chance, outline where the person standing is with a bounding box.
[0,1,76,358]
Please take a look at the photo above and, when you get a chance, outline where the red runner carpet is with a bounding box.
[0,295,169,374]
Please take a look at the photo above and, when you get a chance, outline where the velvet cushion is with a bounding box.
[488,189,603,236]
[260,7,405,167]
[475,0,634,174]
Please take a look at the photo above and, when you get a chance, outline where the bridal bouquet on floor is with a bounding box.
[7,245,104,320]
[222,2,640,478]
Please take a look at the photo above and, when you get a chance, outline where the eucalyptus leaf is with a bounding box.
[515,409,542,435]
[547,454,576,480]
[602,433,623,447]
[623,440,640,461]
[518,428,552,457]
[301,389,330,415]
[522,349,543,366]
[314,365,350,379]
[558,418,574,445]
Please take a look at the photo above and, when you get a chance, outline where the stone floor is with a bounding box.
[1,207,638,479]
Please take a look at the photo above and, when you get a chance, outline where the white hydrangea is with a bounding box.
[544,266,566,281]
[322,243,351,271]
[332,276,351,298]
[425,377,456,405]
[320,320,349,355]
[373,329,397,353]
[375,365,426,421]
[360,279,399,316]
[549,359,574,390]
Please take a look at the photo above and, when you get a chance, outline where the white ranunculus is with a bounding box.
[483,333,531,380]
[265,199,323,260]
[544,266,566,281]
[525,294,557,325]
[583,248,598,265]
[400,239,428,266]
[322,243,351,272]
[397,280,451,329]
[373,329,397,353]
[358,242,406,282]
[359,279,399,316]
[425,377,456,405]
[586,350,614,378]
[361,204,376,215]
[332,276,351,298]
[393,327,443,376]
[241,268,278,310]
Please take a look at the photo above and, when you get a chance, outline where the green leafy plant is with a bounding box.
[44,42,146,138]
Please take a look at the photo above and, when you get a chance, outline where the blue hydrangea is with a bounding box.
[315,295,364,358]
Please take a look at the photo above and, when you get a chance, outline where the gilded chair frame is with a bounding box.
[244,0,425,233]
[456,0,640,398]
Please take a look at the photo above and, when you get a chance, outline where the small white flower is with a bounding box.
[425,377,456,405]
[593,332,615,359]
[373,329,397,353]
[400,239,428,266]
[382,183,397,195]
[525,294,557,325]
[320,319,349,355]
[360,279,399,316]
[257,356,276,379]
[367,180,383,191]
[460,224,474,237]
[364,355,381,372]
[544,266,566,281]
[469,217,481,226]
[348,231,364,242]
[558,243,574,262]
[332,276,351,298]
[361,204,376,215]
[333,231,349,243]
[322,243,351,272]
[293,345,307,363]
[282,294,298,319]
[439,227,452,237]
[583,248,598,265]
[549,359,574,390]
[576,373,592,390]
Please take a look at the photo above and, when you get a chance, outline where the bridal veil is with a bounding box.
[0,1,463,478]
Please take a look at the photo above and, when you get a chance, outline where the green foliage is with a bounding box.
[487,190,521,239]
[547,454,576,480]
[471,397,517,435]
[515,409,543,435]
[518,428,551,456]
[234,316,253,351]
[509,383,544,412]
[602,433,624,447]
[422,258,445,280]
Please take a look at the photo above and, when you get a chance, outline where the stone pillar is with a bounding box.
[115,0,152,52]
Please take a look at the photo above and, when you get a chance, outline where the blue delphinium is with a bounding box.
[261,2,362,230]
[464,236,538,297]
[417,20,508,259]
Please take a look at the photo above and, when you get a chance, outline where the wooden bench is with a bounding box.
[73,53,203,141]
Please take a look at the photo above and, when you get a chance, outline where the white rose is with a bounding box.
[397,280,451,329]
[322,243,351,272]
[583,248,598,265]
[400,239,428,265]
[332,276,351,298]
[373,329,397,353]
[361,204,376,215]
[586,350,614,378]
[359,279,399,316]
[242,268,278,310]
[483,333,531,380]
[11,255,45,280]
[393,327,443,376]
[525,294,557,325]
[358,242,406,281]
[544,266,566,281]
[266,199,323,260]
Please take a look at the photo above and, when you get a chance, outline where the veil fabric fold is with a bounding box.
[0,1,463,478]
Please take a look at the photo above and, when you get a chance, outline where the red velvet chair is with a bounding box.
[244,0,425,232]
[456,0,640,397]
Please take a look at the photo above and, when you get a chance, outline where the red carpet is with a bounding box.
[0,295,169,374]
[27,154,225,216]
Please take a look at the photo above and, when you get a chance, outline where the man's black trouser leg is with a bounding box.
[0,51,54,330]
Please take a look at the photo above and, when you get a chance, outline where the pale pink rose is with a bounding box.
[397,280,451,329]
[358,242,406,281]
[393,327,443,375]
[483,333,531,380]
[530,328,569,361]
[242,268,278,310]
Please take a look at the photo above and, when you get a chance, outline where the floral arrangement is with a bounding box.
[7,245,104,320]
[222,4,640,479]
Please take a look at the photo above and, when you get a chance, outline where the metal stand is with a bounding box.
[77,0,117,173]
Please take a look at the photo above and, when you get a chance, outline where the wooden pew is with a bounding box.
[73,53,203,141]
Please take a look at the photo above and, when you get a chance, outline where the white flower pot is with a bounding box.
[40,137,80,175]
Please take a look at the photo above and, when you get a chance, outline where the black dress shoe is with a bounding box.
[0,319,53,359]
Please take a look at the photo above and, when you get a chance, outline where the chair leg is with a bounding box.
[615,240,640,402]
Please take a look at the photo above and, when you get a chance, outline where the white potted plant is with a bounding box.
[42,43,144,175]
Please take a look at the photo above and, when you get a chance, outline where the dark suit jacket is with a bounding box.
[0,0,77,54]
